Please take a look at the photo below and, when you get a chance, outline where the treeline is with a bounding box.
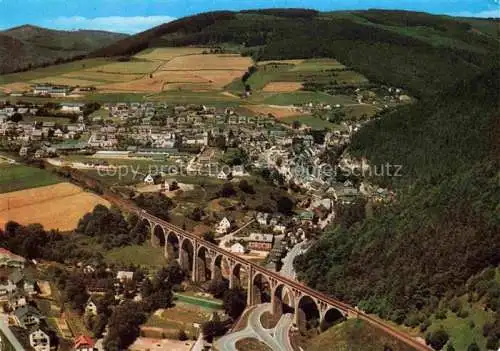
[89,11,236,58]
[0,206,150,261]
[76,204,149,249]
[294,68,500,347]
[239,8,319,18]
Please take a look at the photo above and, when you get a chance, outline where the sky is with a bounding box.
[0,0,498,34]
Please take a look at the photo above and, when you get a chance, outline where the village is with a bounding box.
[0,97,396,351]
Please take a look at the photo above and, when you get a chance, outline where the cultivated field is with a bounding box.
[63,71,144,82]
[159,54,252,71]
[0,48,252,95]
[245,104,307,119]
[0,182,110,231]
[262,81,304,92]
[291,58,346,71]
[134,47,206,61]
[31,76,102,87]
[87,60,164,74]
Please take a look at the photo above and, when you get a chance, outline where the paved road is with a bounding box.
[274,313,293,350]
[280,240,309,279]
[0,314,25,350]
[215,304,293,351]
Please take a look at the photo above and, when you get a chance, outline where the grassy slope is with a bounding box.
[306,319,418,351]
[0,164,61,193]
[0,58,111,84]
[105,244,167,268]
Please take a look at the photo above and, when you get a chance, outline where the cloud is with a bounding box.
[450,9,500,18]
[44,15,176,34]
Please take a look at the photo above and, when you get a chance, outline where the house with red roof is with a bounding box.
[74,335,96,351]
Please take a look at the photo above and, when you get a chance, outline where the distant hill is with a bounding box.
[89,9,499,97]
[0,25,127,74]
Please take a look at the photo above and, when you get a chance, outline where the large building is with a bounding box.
[32,84,71,97]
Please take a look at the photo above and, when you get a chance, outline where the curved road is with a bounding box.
[280,240,309,279]
[215,304,293,351]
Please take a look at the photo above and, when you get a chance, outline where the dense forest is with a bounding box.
[294,67,500,347]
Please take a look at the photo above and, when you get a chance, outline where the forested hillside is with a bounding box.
[294,67,500,348]
[90,9,498,97]
[0,25,127,74]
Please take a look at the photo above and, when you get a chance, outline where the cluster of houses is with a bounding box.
[4,83,96,98]
[0,249,96,351]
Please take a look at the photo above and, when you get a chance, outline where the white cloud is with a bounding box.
[451,9,500,18]
[44,15,176,34]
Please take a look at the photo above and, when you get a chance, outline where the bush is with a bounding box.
[426,329,449,350]
[420,319,431,332]
[178,329,188,341]
[467,342,480,351]
[435,309,447,320]
[446,343,455,351]
[457,309,469,319]
[449,298,462,313]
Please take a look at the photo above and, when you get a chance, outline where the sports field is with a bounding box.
[0,182,110,231]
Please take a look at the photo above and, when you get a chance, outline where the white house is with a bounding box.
[256,212,269,226]
[231,165,247,177]
[217,170,228,180]
[61,103,84,114]
[116,271,134,282]
[143,174,154,185]
[85,298,98,316]
[216,217,231,235]
[29,327,50,351]
[229,243,245,254]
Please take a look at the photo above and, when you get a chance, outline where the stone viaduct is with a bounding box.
[135,210,430,351]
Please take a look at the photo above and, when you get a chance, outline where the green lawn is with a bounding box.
[427,302,494,350]
[306,319,417,351]
[291,58,346,71]
[0,164,62,193]
[105,244,167,269]
[259,91,355,106]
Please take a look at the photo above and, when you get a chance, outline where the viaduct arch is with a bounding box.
[122,208,430,351]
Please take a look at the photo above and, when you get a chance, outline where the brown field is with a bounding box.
[159,54,252,71]
[0,82,32,92]
[87,61,163,74]
[153,70,207,83]
[134,47,206,61]
[262,81,304,92]
[99,79,163,92]
[0,183,109,231]
[245,104,307,119]
[31,76,102,87]
[101,69,246,92]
